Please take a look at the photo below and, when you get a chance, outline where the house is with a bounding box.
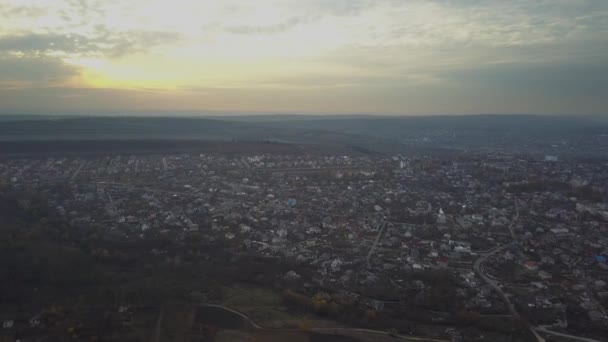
[588,310,605,322]
[437,208,447,224]
[550,228,569,235]
[29,316,40,328]
[524,261,539,271]
[367,299,385,311]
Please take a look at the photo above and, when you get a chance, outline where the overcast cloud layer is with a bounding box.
[0,0,607,115]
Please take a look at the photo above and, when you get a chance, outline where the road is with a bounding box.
[473,203,547,342]
[472,201,519,314]
[153,303,448,341]
[107,192,118,217]
[474,202,595,342]
[366,221,387,268]
[474,244,547,342]
[508,198,518,240]
[70,160,87,181]
[534,326,603,342]
[310,327,449,341]
[211,304,448,341]
[259,167,366,173]
[154,304,164,342]
[96,181,197,197]
[474,245,517,314]
[201,303,261,329]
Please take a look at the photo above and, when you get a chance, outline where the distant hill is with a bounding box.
[0,116,404,156]
[234,114,608,157]
[0,116,252,141]
[0,114,606,157]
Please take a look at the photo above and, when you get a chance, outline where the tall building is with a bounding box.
[437,208,447,225]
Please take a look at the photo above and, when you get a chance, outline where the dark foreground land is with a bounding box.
[0,191,475,342]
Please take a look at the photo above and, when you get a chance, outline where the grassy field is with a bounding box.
[222,286,301,328]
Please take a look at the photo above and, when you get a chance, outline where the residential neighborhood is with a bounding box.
[1,151,607,341]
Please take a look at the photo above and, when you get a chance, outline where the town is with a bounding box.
[1,151,607,342]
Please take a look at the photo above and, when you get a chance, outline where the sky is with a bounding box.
[0,0,607,115]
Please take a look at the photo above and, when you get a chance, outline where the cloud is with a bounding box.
[278,0,608,50]
[0,29,181,58]
[0,55,78,87]
[90,27,182,57]
[226,17,310,35]
[0,33,85,54]
[298,0,379,17]
[445,61,608,98]
[64,0,117,21]
[1,0,180,58]
[0,5,46,17]
[250,69,446,89]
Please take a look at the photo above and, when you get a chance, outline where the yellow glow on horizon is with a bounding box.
[2,0,607,115]
[0,0,402,92]
[68,51,358,91]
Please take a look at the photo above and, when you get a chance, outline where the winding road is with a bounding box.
[155,303,448,342]
[474,244,518,315]
[534,326,603,342]
[472,202,548,342]
[201,303,261,329]
[474,243,548,342]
